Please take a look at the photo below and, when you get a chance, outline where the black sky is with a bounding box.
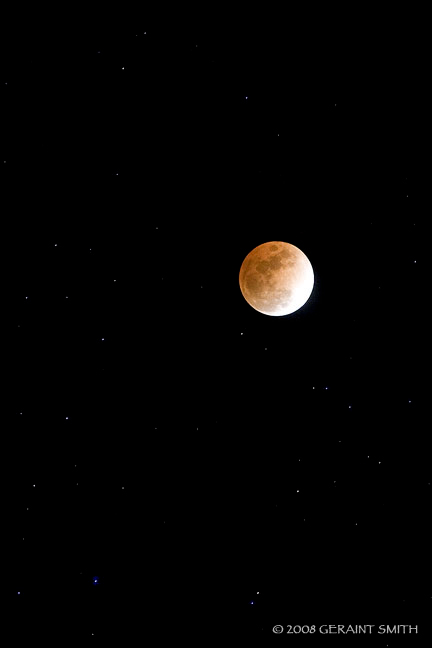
[8,23,428,641]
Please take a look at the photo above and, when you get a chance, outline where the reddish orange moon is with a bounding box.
[239,241,314,316]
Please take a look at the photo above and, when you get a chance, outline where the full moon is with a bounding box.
[239,241,314,316]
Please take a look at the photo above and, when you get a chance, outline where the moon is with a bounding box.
[239,241,314,316]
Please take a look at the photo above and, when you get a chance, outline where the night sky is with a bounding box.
[9,24,428,641]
